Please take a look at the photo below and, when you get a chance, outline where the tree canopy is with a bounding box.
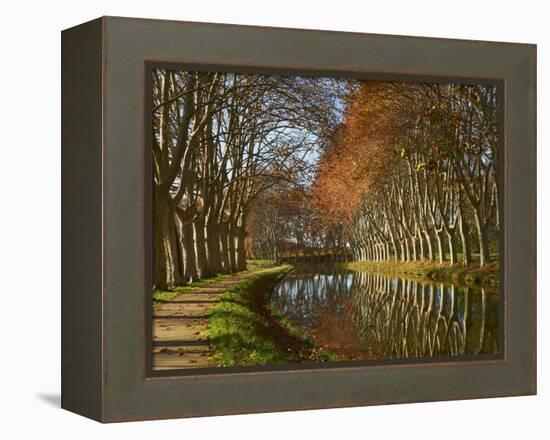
[153,70,500,290]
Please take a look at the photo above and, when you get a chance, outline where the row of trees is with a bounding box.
[154,72,500,281]
[152,70,340,288]
[313,81,500,267]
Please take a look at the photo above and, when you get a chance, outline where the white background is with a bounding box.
[0,0,546,437]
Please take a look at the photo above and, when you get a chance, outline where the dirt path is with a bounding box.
[152,270,263,370]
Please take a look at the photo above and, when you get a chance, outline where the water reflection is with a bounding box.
[271,267,500,361]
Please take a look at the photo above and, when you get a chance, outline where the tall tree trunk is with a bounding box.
[173,216,186,285]
[206,219,222,275]
[228,222,238,272]
[193,217,209,278]
[418,233,425,261]
[182,220,198,282]
[446,230,457,266]
[236,224,247,271]
[474,211,491,267]
[153,190,174,289]
[435,230,446,264]
[219,222,231,273]
[390,235,398,262]
[424,231,434,261]
[458,211,471,266]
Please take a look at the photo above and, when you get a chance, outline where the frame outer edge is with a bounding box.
[98,17,536,422]
[530,43,537,396]
[61,17,104,421]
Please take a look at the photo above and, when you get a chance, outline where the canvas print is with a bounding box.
[151,69,501,371]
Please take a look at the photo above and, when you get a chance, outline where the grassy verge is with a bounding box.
[247,259,278,268]
[203,265,339,367]
[341,259,499,289]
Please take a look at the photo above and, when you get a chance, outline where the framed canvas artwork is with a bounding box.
[62,16,536,422]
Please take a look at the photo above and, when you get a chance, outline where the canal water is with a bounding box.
[271,266,500,361]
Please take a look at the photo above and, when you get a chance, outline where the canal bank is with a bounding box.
[341,259,500,289]
[203,264,339,367]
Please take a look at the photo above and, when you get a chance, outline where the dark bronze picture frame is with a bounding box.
[62,16,536,422]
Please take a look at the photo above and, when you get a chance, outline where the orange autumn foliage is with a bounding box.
[313,81,407,229]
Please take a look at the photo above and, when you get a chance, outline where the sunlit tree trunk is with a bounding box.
[435,230,446,264]
[474,211,491,267]
[446,230,457,266]
[418,231,425,261]
[458,208,471,266]
[193,217,209,278]
[424,231,434,261]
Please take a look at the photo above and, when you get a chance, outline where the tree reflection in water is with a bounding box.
[271,267,499,360]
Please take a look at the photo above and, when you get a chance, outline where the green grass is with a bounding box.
[202,265,339,367]
[342,258,499,289]
[246,259,277,268]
